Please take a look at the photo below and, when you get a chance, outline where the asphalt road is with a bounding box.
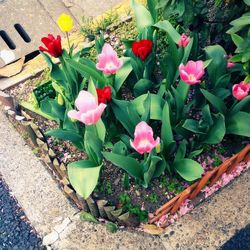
[220,224,250,250]
[0,177,45,250]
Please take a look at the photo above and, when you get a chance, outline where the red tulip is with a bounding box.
[132,39,153,61]
[39,34,62,58]
[96,86,112,104]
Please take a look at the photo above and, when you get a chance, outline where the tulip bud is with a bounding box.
[57,94,64,105]
[156,143,161,154]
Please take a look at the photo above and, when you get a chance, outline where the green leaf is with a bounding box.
[40,99,65,122]
[20,101,55,121]
[201,89,227,114]
[147,0,157,22]
[112,99,140,136]
[154,20,180,43]
[205,45,227,85]
[182,119,205,134]
[113,141,127,155]
[231,34,244,47]
[133,94,163,120]
[230,95,250,114]
[106,222,118,233]
[66,58,106,87]
[226,111,250,137]
[173,159,204,181]
[244,0,250,6]
[131,0,154,32]
[68,160,102,199]
[134,79,153,96]
[161,102,174,150]
[175,142,186,160]
[203,114,225,144]
[45,129,83,142]
[103,152,144,180]
[84,126,103,165]
[80,211,98,223]
[114,57,133,92]
[143,156,162,187]
[96,119,106,142]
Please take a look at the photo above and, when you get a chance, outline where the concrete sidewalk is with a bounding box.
[0,108,249,249]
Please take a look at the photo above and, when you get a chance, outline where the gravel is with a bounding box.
[0,177,45,250]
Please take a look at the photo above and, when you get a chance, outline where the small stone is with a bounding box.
[7,110,15,116]
[135,190,141,196]
[54,217,71,234]
[15,115,25,121]
[114,178,120,185]
[42,231,59,245]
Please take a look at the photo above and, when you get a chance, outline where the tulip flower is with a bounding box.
[57,13,73,32]
[96,43,123,74]
[178,34,190,48]
[39,34,62,58]
[179,60,205,85]
[232,82,250,100]
[132,39,153,61]
[96,86,112,104]
[227,62,235,69]
[130,121,160,154]
[68,91,106,125]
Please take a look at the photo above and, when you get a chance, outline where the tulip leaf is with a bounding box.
[173,159,204,181]
[114,57,133,92]
[40,98,65,122]
[131,0,154,32]
[20,101,55,121]
[205,45,227,85]
[226,111,250,137]
[229,95,250,114]
[68,160,102,199]
[133,94,163,120]
[96,119,106,142]
[203,113,225,144]
[154,20,181,44]
[45,129,83,142]
[134,79,153,97]
[143,156,162,187]
[183,119,205,134]
[84,126,103,165]
[200,89,227,114]
[103,152,144,181]
[161,101,175,152]
[66,58,107,87]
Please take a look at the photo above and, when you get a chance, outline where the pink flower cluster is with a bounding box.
[202,162,249,199]
[155,161,249,228]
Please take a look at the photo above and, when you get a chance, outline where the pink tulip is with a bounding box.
[232,82,250,100]
[130,121,160,154]
[179,60,205,85]
[96,43,123,74]
[227,62,235,69]
[68,91,106,125]
[178,33,190,48]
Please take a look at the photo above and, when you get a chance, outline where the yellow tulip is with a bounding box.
[57,13,73,32]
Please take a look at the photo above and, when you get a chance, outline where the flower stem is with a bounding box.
[66,32,71,51]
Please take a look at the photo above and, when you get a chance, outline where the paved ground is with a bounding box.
[0,177,45,250]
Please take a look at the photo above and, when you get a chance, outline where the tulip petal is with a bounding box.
[75,91,98,113]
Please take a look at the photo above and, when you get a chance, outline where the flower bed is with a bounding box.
[1,0,250,231]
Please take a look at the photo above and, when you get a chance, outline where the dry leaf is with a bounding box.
[0,57,25,78]
[142,224,164,235]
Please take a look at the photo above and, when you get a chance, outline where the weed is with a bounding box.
[147,193,158,203]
